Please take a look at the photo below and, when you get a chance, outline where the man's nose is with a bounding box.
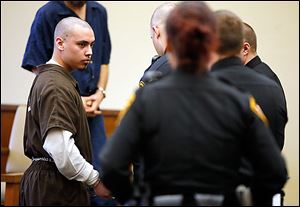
[86,45,93,56]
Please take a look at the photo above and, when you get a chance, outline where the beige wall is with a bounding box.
[1,1,298,205]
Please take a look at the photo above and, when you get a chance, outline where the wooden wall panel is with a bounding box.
[102,110,119,138]
[1,105,17,174]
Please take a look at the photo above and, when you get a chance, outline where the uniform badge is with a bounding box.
[249,96,269,126]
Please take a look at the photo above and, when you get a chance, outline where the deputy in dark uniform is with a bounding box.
[211,10,288,205]
[241,23,286,90]
[139,55,172,87]
[20,17,111,206]
[247,56,283,87]
[241,25,288,152]
[134,4,176,204]
[139,3,176,87]
[211,11,287,151]
[99,2,287,206]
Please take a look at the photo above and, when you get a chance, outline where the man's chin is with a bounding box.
[77,64,88,70]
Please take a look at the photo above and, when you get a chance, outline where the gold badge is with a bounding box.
[139,81,145,88]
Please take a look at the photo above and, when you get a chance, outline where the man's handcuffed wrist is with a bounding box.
[92,178,101,188]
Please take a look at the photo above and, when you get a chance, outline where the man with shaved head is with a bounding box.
[20,17,111,206]
[21,3,112,204]
[139,2,176,87]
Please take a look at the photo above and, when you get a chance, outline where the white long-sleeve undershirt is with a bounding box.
[43,128,99,186]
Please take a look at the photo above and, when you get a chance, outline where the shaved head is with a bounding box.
[243,22,257,52]
[150,2,176,27]
[54,17,92,41]
[51,16,95,71]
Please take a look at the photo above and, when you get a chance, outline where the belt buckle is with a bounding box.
[153,195,183,206]
[194,193,224,206]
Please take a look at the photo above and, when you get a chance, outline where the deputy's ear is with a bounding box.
[56,37,64,51]
[242,42,250,55]
[153,26,160,39]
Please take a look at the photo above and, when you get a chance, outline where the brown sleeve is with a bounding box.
[39,83,79,141]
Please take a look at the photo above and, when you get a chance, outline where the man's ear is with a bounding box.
[153,26,160,39]
[242,41,250,56]
[56,37,64,51]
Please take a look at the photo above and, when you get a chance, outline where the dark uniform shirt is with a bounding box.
[20,64,92,205]
[21,1,111,96]
[99,70,287,205]
[211,57,287,150]
[246,55,288,118]
[246,55,283,89]
[139,55,172,87]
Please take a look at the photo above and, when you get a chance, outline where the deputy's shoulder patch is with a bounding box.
[116,93,137,125]
[139,81,145,88]
[249,95,269,126]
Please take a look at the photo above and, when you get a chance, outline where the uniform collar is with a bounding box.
[246,55,262,69]
[211,56,243,71]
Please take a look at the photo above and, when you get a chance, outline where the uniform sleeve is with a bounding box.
[99,90,144,204]
[21,9,54,71]
[243,96,288,205]
[100,7,111,64]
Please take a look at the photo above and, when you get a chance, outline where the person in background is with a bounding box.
[210,9,288,205]
[211,11,288,151]
[20,17,111,206]
[241,22,286,89]
[139,2,176,87]
[240,22,288,144]
[128,4,177,205]
[99,2,287,206]
[21,1,113,205]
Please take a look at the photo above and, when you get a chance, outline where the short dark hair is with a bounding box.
[166,1,218,73]
[214,10,243,56]
[54,17,92,41]
[243,22,257,52]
